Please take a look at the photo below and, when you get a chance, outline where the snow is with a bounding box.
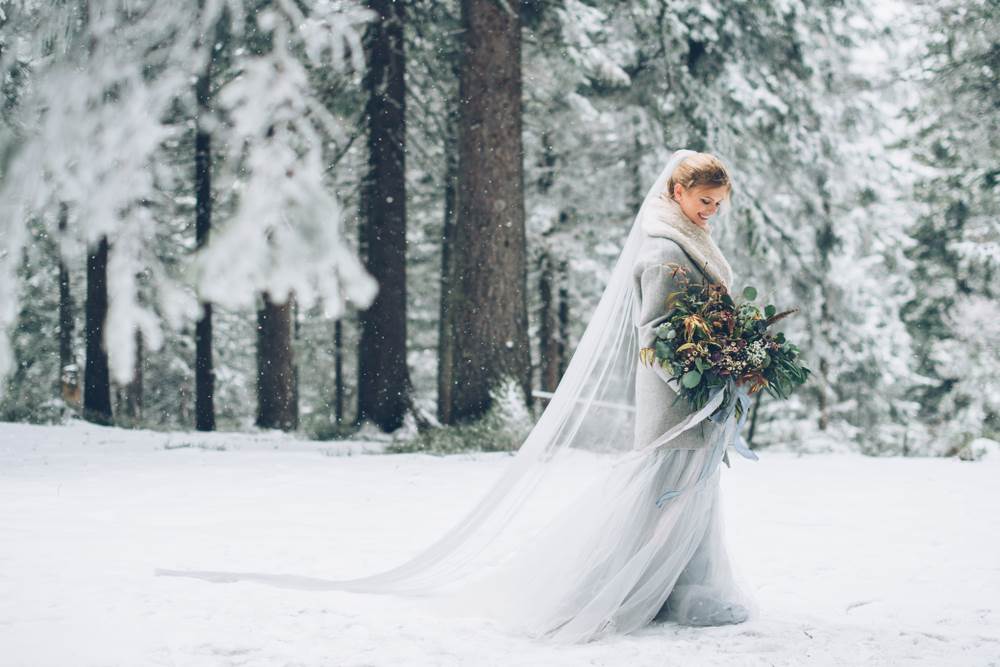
[1,420,998,665]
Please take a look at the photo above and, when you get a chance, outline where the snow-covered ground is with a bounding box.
[1,420,998,666]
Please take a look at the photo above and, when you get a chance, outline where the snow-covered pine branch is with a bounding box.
[0,0,377,396]
[195,1,377,318]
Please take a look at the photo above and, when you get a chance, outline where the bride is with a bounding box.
[156,148,758,644]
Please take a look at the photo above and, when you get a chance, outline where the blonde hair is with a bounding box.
[666,152,732,200]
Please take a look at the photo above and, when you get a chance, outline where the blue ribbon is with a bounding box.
[654,383,758,508]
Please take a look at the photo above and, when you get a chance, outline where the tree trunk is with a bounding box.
[117,330,143,423]
[58,262,74,368]
[57,204,79,408]
[194,120,216,431]
[194,22,216,432]
[334,318,344,425]
[195,300,215,430]
[628,116,644,213]
[815,192,836,432]
[256,291,298,431]
[538,251,560,393]
[437,96,460,424]
[535,133,560,394]
[357,0,410,432]
[292,296,300,420]
[557,259,569,378]
[818,356,830,431]
[83,235,112,425]
[449,0,531,422]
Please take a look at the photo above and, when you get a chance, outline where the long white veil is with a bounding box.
[155,148,733,598]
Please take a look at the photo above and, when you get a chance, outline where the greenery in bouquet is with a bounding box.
[639,264,811,417]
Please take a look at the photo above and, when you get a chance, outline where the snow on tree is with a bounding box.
[902,0,1000,451]
[195,1,377,318]
[0,0,378,403]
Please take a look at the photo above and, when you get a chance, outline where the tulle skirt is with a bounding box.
[428,445,757,644]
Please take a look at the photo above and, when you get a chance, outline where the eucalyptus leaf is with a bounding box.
[765,304,776,318]
[742,286,757,301]
[681,369,702,388]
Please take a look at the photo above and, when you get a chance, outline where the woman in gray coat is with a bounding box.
[631,152,751,627]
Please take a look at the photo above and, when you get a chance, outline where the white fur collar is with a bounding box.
[640,192,734,290]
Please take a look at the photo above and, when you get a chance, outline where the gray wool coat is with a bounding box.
[632,236,713,451]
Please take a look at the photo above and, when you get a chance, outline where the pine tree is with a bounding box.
[447,0,532,423]
[357,0,411,432]
[902,0,1000,450]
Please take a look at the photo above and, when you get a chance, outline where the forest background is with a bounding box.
[0,0,996,458]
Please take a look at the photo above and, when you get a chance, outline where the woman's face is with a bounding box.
[672,183,729,227]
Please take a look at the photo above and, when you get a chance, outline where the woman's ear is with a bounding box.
[672,182,684,200]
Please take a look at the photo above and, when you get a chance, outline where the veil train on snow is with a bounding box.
[156,148,718,593]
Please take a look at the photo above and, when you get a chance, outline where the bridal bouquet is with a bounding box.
[639,264,811,418]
